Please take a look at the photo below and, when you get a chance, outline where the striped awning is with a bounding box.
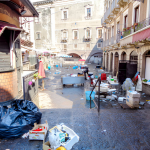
[133,28,150,43]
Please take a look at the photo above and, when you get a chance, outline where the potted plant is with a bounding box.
[134,22,138,26]
[33,73,42,80]
[126,27,130,30]
[123,28,126,31]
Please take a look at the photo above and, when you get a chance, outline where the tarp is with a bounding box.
[132,28,150,43]
[0,100,42,139]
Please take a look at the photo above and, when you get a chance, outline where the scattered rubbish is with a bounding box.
[118,97,126,102]
[139,106,142,109]
[142,93,145,95]
[139,102,145,106]
[0,100,42,139]
[81,98,84,100]
[112,94,117,99]
[101,130,106,132]
[122,78,134,91]
[73,84,78,87]
[29,121,48,140]
[22,132,29,139]
[49,123,79,150]
[147,101,150,105]
[146,100,150,101]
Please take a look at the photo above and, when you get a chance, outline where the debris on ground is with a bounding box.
[22,132,29,139]
[48,123,79,150]
[118,97,126,102]
[29,121,48,140]
[139,102,145,106]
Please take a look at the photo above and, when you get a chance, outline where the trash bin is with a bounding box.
[85,91,96,100]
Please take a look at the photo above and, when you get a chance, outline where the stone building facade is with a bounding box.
[101,0,150,82]
[33,0,104,63]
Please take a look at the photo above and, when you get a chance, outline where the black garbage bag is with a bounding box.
[0,100,42,139]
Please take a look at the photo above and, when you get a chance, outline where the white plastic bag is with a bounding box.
[136,75,142,91]
[49,131,61,150]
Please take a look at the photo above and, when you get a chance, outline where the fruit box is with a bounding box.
[29,121,48,140]
[43,141,54,150]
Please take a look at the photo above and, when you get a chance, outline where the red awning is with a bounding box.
[0,21,22,40]
[132,28,150,43]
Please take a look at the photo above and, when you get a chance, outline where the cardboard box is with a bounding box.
[29,121,48,140]
[43,141,54,150]
[126,95,140,108]
[127,91,140,98]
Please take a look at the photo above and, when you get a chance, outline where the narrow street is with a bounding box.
[1,65,150,149]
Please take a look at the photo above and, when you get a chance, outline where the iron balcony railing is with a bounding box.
[116,32,122,43]
[134,17,150,32]
[122,17,150,38]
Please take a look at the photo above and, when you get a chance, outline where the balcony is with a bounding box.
[111,0,120,15]
[85,14,92,20]
[117,0,128,7]
[61,38,67,42]
[84,36,92,41]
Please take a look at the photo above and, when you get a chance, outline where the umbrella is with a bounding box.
[79,59,85,61]
[38,61,45,90]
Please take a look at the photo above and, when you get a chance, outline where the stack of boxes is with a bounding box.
[126,91,140,108]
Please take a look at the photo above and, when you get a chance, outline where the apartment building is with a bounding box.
[33,0,104,63]
[101,0,150,83]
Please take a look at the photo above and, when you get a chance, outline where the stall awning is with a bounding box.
[0,21,22,41]
[132,28,150,43]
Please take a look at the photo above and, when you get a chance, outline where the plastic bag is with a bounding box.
[0,100,42,139]
[136,75,142,91]
[122,78,134,91]
[49,130,61,150]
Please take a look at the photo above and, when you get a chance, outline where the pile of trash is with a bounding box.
[122,78,134,91]
[0,100,42,139]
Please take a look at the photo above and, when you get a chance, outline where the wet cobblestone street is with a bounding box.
[1,65,150,150]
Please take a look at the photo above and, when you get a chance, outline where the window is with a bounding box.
[74,31,78,39]
[86,43,90,48]
[97,43,101,48]
[36,32,40,40]
[87,8,91,17]
[35,17,39,23]
[63,32,67,38]
[112,26,114,37]
[97,29,102,38]
[134,6,139,23]
[64,11,67,19]
[124,15,128,28]
[64,44,67,51]
[86,29,90,38]
[74,44,77,49]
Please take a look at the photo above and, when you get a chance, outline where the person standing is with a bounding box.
[84,67,89,80]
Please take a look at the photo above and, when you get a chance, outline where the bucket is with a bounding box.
[85,91,96,100]
[56,65,58,68]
